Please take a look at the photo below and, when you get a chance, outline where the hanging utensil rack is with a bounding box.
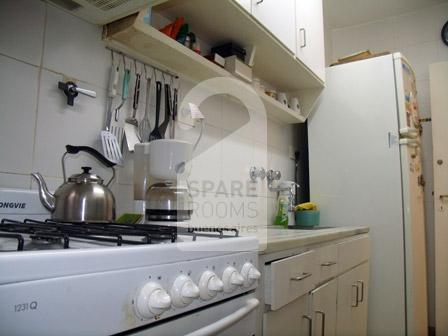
[106,46,179,83]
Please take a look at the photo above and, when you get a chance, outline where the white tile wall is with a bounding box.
[0,55,39,174]
[329,2,448,327]
[43,5,110,89]
[0,1,298,230]
[0,0,46,66]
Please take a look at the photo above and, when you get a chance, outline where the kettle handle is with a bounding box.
[63,145,116,186]
[66,145,116,167]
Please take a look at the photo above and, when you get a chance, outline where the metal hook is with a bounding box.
[122,54,127,70]
[134,59,139,75]
[173,76,180,91]
[143,64,148,79]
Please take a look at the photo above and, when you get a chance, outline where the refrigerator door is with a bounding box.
[309,54,407,335]
[393,53,428,336]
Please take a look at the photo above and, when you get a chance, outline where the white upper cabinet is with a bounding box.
[234,0,252,12]
[295,0,326,81]
[250,0,297,54]
[242,0,325,81]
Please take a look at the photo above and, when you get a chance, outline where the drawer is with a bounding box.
[266,250,318,310]
[316,244,338,283]
[337,235,370,274]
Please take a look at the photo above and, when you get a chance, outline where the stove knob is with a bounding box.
[170,275,200,308]
[241,262,261,287]
[198,270,224,300]
[222,266,245,293]
[135,282,172,319]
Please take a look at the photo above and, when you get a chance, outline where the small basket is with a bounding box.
[295,210,320,228]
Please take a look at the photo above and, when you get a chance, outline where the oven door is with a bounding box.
[126,293,259,336]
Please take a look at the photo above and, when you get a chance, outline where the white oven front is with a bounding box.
[126,292,259,336]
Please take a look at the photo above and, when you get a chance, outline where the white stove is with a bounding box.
[0,189,261,336]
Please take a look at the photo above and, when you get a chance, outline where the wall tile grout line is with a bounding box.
[29,2,48,189]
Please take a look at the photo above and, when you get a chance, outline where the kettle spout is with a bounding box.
[31,173,56,211]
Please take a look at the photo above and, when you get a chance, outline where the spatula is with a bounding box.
[149,81,163,141]
[124,72,141,151]
[101,64,123,165]
[158,83,172,138]
[112,68,131,149]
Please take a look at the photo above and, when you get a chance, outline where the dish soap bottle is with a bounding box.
[274,192,290,227]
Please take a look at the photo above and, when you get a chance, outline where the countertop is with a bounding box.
[241,226,369,255]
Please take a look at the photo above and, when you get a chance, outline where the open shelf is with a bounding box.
[104,0,323,123]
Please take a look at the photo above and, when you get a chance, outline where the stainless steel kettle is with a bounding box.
[31,145,117,222]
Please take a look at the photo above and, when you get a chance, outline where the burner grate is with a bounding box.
[180,227,239,241]
[0,219,178,252]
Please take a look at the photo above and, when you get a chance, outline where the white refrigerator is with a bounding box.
[309,53,428,336]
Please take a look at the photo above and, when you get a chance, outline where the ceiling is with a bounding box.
[323,0,448,29]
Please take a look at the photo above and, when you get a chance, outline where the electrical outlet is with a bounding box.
[289,145,295,160]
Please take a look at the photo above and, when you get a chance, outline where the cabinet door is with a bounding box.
[263,294,311,336]
[336,262,369,336]
[251,0,296,53]
[234,0,251,12]
[310,279,337,336]
[295,0,325,81]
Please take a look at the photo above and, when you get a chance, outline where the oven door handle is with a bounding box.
[184,298,260,336]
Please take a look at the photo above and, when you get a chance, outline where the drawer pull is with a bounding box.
[357,280,364,302]
[302,315,312,336]
[321,261,337,267]
[316,310,326,336]
[351,284,360,307]
[291,272,312,281]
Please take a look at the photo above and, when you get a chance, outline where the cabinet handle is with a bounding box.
[357,280,364,302]
[291,272,312,281]
[256,0,264,4]
[321,261,337,267]
[299,28,307,48]
[302,315,312,336]
[440,195,448,200]
[351,284,359,307]
[316,310,326,336]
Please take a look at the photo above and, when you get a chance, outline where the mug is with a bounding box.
[289,97,301,112]
[277,92,288,106]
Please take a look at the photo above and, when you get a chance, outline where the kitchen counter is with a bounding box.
[242,226,369,254]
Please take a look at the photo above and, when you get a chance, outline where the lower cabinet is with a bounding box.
[262,235,370,336]
[263,294,310,336]
[336,262,369,336]
[310,279,337,336]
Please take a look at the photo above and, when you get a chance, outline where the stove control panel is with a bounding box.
[133,256,260,320]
